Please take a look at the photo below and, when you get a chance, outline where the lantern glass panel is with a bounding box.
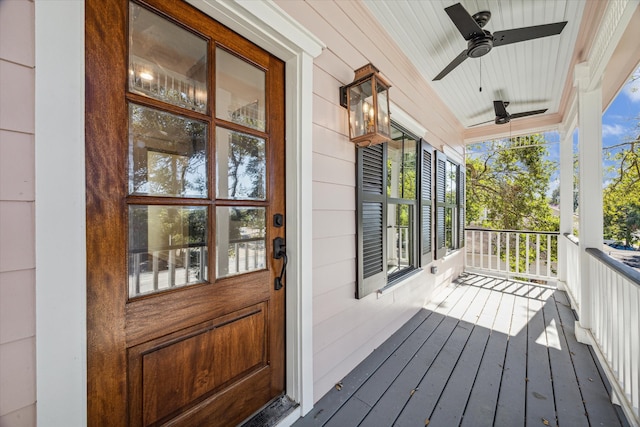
[349,79,374,139]
[376,83,390,137]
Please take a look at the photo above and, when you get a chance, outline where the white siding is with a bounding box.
[276,0,466,402]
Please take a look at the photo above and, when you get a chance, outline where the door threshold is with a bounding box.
[240,395,298,427]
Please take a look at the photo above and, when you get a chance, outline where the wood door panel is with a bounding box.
[128,303,268,425]
[125,271,270,346]
[163,368,272,427]
[87,0,286,424]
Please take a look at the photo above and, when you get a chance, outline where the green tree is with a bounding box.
[466,134,559,232]
[466,134,559,276]
[603,137,640,246]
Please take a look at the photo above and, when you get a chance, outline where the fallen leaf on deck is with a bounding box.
[335,382,343,391]
[410,389,417,396]
[588,377,593,382]
[542,418,550,425]
[425,419,430,425]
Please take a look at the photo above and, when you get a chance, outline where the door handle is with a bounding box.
[273,237,287,290]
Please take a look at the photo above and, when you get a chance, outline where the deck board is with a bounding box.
[293,273,629,427]
[524,298,557,426]
[542,293,590,427]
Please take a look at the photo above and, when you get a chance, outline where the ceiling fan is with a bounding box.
[433,3,567,81]
[473,100,548,126]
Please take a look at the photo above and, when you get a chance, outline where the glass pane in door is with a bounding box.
[129,104,207,197]
[129,2,207,112]
[216,207,266,278]
[216,48,265,131]
[128,205,208,297]
[216,127,266,200]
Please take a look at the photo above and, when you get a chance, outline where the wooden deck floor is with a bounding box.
[293,273,629,427]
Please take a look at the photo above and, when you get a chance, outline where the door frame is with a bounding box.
[35,1,324,424]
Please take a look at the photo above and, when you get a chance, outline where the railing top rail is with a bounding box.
[466,227,560,236]
[563,233,580,246]
[586,247,640,288]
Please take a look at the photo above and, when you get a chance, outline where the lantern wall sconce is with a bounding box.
[339,63,391,147]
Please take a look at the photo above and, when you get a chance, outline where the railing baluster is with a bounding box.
[235,243,240,274]
[547,235,551,277]
[184,249,190,283]
[535,234,540,277]
[472,230,476,268]
[506,233,510,275]
[524,234,527,275]
[489,231,493,270]
[497,232,501,273]
[515,233,520,275]
[168,249,175,287]
[134,253,141,296]
[480,230,484,269]
[152,251,159,290]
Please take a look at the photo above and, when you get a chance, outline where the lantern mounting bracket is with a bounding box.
[339,85,348,108]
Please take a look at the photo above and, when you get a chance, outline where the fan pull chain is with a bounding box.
[479,58,482,92]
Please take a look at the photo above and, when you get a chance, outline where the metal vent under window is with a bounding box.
[362,202,383,278]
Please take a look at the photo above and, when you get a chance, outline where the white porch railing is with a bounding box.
[562,233,640,425]
[388,224,411,266]
[564,233,581,309]
[465,228,559,283]
[586,247,640,424]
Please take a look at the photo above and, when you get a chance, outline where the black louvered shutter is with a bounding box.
[357,144,387,298]
[420,139,433,266]
[458,165,466,248]
[435,150,447,259]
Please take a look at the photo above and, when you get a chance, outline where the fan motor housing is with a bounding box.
[467,31,493,58]
[495,115,510,125]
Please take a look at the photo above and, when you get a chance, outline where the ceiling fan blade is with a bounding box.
[445,3,485,41]
[493,22,567,47]
[509,108,548,119]
[493,100,508,117]
[433,49,468,81]
[469,119,494,127]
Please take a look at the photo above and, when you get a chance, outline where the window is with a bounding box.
[356,124,433,297]
[357,125,466,298]
[435,152,465,258]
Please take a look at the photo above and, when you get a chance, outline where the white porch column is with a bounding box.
[574,62,603,339]
[556,127,574,289]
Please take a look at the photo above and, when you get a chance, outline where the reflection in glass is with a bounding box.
[129,104,207,197]
[128,205,207,297]
[388,203,413,275]
[216,207,266,278]
[446,160,458,204]
[387,131,417,199]
[216,128,266,200]
[129,2,207,112]
[216,48,265,131]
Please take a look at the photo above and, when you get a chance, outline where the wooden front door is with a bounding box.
[86,0,286,425]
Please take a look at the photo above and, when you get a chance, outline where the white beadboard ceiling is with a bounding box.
[363,0,585,129]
